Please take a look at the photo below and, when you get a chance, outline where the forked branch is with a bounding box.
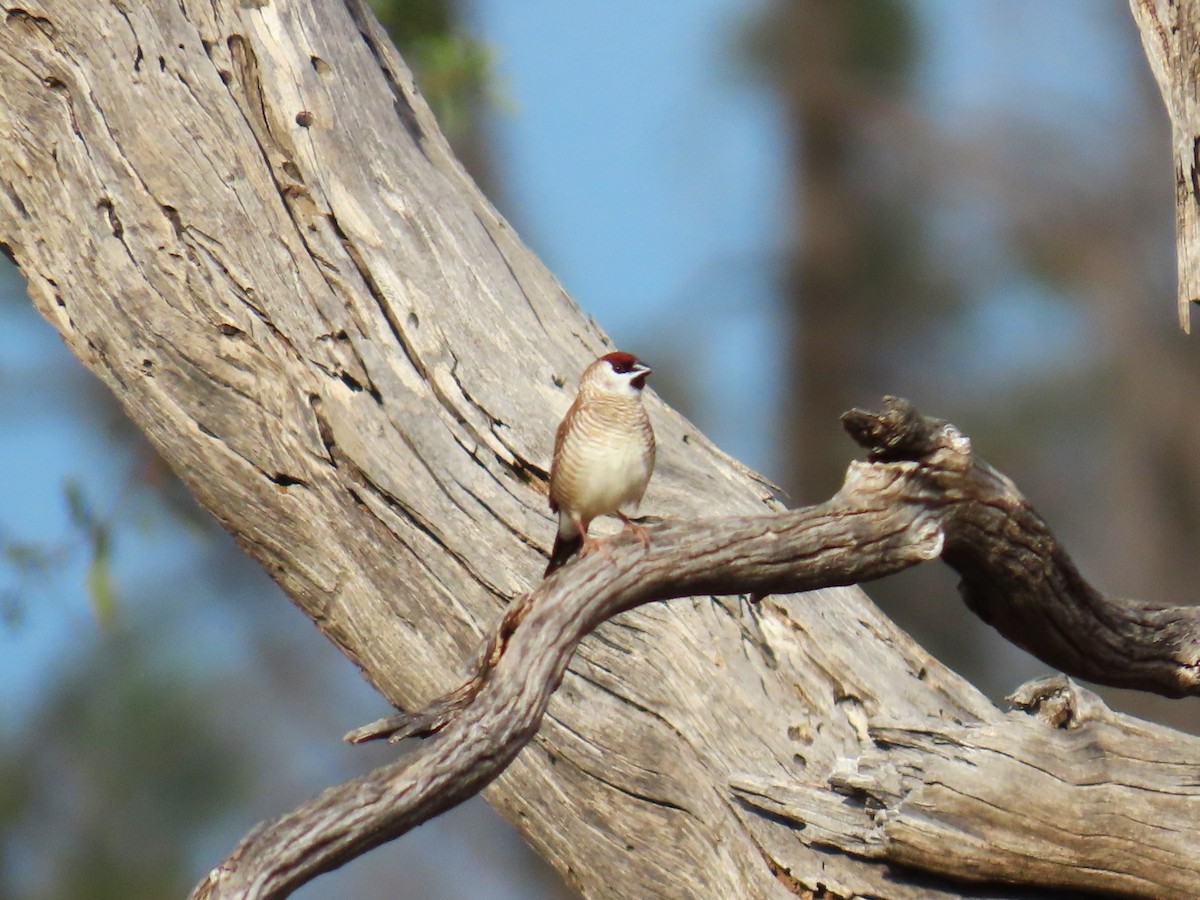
[192,398,1200,899]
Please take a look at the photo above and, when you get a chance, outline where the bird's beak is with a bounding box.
[634,363,652,376]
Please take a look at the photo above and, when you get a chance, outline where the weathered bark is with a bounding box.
[0,2,1196,899]
[736,674,1200,900]
[1131,0,1200,330]
[194,400,1200,899]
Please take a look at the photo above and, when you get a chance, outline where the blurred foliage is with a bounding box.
[369,0,492,141]
[0,479,126,630]
[838,0,916,78]
[0,624,253,899]
[368,0,451,45]
[64,479,116,627]
[0,531,66,627]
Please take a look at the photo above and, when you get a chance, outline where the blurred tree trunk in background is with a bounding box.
[757,0,999,700]
[760,1,1200,737]
[767,0,925,506]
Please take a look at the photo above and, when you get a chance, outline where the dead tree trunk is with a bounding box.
[1131,0,1200,331]
[0,3,1196,898]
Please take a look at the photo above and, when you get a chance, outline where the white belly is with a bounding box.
[571,432,651,521]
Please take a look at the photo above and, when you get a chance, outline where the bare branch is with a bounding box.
[846,401,1200,697]
[193,398,1200,899]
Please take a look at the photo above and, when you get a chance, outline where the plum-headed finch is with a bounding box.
[544,352,656,576]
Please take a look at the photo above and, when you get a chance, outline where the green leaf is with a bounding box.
[86,543,116,629]
[0,589,23,628]
[86,520,115,627]
[2,539,53,573]
[64,477,94,531]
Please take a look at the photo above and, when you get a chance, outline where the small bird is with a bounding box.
[545,351,657,576]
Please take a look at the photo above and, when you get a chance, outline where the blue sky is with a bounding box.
[464,0,1152,478]
[467,0,787,475]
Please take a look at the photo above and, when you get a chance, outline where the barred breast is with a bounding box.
[551,393,655,524]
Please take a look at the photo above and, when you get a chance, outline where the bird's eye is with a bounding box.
[600,351,641,375]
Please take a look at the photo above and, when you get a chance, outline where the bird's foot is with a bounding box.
[617,513,651,550]
[578,533,614,562]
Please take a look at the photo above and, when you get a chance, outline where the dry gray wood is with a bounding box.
[193,398,1200,899]
[1,2,1198,899]
[734,675,1200,900]
[194,449,944,898]
[1130,0,1200,331]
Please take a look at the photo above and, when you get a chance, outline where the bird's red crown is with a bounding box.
[599,351,641,374]
[599,351,649,388]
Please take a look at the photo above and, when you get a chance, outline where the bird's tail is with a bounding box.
[545,531,583,577]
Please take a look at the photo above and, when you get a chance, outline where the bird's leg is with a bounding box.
[574,516,606,559]
[616,512,651,550]
[576,517,630,566]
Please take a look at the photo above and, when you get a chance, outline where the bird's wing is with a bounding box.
[549,397,579,512]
